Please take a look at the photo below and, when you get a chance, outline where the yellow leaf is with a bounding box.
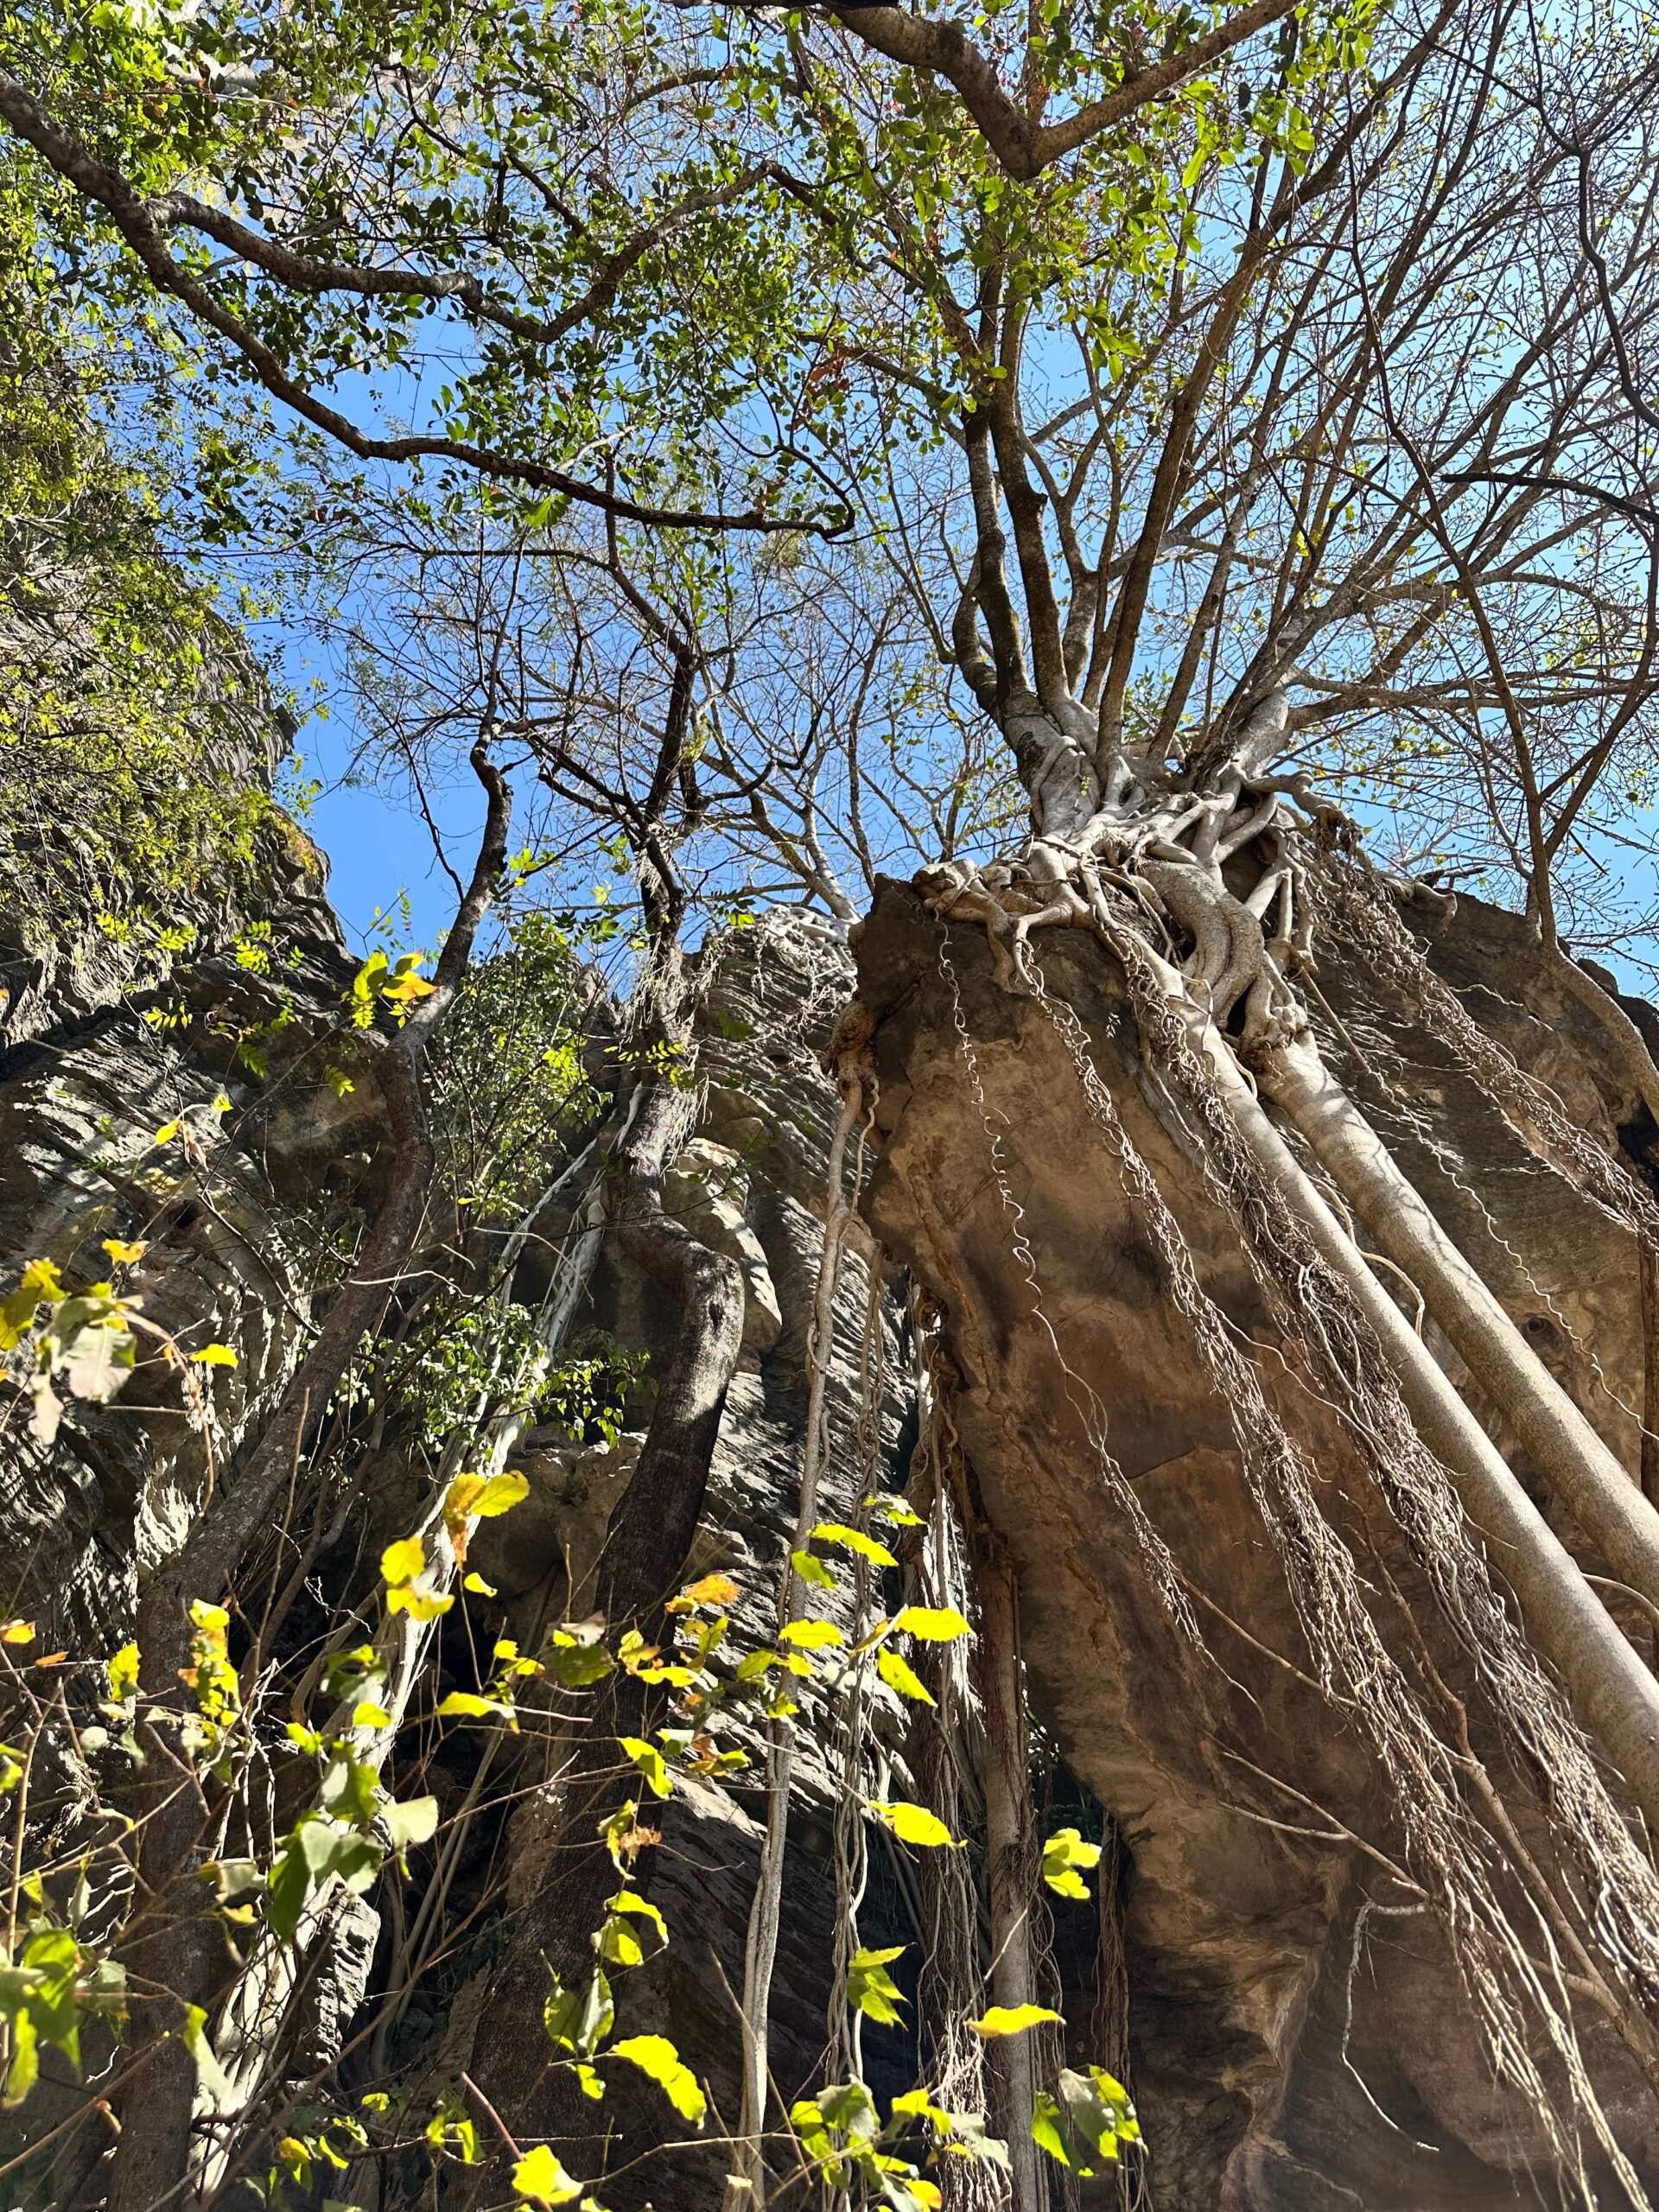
[101,1239,148,1266]
[607,2033,707,2126]
[107,1643,139,1701]
[386,1585,453,1622]
[381,1535,425,1586]
[619,1736,671,1799]
[190,1344,238,1369]
[893,1605,970,1643]
[512,2143,582,2205]
[876,1649,934,1704]
[779,1618,842,1649]
[474,1470,528,1516]
[810,1521,898,1567]
[868,1800,960,1849]
[969,2004,1064,2037]
[436,1690,514,1722]
[352,1700,393,1729]
[0,1621,34,1646]
[463,1572,498,1596]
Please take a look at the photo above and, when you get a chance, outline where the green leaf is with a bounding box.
[435,1692,513,1723]
[791,1548,835,1589]
[182,2002,233,2107]
[810,1521,897,1567]
[106,1641,139,1704]
[1045,2065,1139,2168]
[607,2034,707,2126]
[968,2004,1064,2037]
[56,1320,135,1405]
[596,1916,644,1968]
[384,1796,439,1851]
[868,1800,959,1849]
[604,1888,667,1944]
[3,2009,37,2108]
[264,1840,312,1941]
[619,1736,671,1799]
[870,1497,925,1527]
[892,1605,969,1642]
[1032,2092,1070,2165]
[547,1637,613,1688]
[875,1649,934,1705]
[543,1968,614,2056]
[474,1470,530,1516]
[846,1946,907,2026]
[512,2143,583,2204]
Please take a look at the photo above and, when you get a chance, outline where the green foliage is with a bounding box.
[428,909,601,1221]
[1031,2066,1142,2173]
[390,1296,643,1456]
[846,1945,908,2028]
[0,341,290,969]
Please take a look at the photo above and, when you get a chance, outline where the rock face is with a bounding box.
[850,875,1659,2211]
[0,805,370,1655]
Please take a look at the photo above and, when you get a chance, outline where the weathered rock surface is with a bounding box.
[851,875,1659,2211]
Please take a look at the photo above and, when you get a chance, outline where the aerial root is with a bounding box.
[909,803,1659,2205]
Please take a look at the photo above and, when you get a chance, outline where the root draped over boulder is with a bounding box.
[891,693,1659,2200]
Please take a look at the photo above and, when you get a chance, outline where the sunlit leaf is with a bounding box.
[512,2143,582,2204]
[1042,1827,1103,1900]
[619,1736,671,1799]
[380,1535,424,1586]
[779,1618,842,1649]
[892,1605,969,1643]
[876,1649,934,1704]
[607,2034,707,2126]
[868,1800,960,1849]
[968,2005,1064,2037]
[846,1945,907,2026]
[810,1521,897,1567]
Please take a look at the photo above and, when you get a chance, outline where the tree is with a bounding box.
[15,0,1659,2200]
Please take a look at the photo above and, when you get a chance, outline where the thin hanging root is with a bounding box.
[937,930,1198,1642]
[905,753,1659,2192]
[1018,970,1656,2209]
[1319,855,1659,1245]
[1096,941,1659,1944]
[906,1382,1005,2212]
[727,1067,871,2212]
[963,1514,1045,2212]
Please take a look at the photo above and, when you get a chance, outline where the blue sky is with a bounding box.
[284,726,483,954]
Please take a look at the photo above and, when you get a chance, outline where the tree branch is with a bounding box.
[0,73,842,537]
[824,0,1297,181]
